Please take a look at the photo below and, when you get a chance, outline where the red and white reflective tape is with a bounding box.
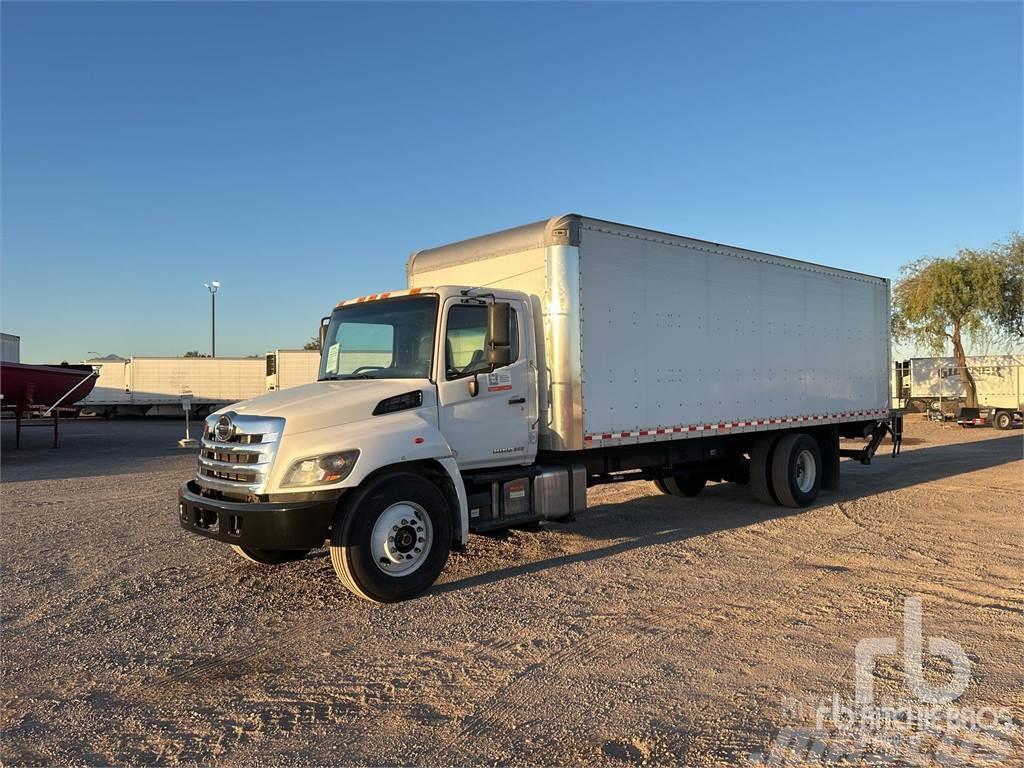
[336,287,424,308]
[583,408,889,444]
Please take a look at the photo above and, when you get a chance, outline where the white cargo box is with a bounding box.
[81,358,130,404]
[81,357,265,408]
[266,349,322,391]
[906,355,1024,409]
[409,214,891,451]
[128,357,265,403]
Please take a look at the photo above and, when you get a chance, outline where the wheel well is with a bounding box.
[356,460,462,545]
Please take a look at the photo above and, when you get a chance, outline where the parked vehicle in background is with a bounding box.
[178,214,900,602]
[893,355,1023,429]
[265,349,321,391]
[1,333,20,363]
[81,356,265,417]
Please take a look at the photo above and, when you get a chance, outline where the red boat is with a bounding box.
[0,362,98,411]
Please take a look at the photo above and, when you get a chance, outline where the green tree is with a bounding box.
[303,337,321,351]
[183,350,211,358]
[892,233,1024,407]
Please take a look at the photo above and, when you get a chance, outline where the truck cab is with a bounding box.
[179,286,554,603]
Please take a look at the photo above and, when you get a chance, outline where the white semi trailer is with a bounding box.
[179,215,900,602]
[265,349,322,392]
[893,355,1023,429]
[83,357,265,416]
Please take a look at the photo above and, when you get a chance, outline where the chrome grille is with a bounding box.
[195,412,284,496]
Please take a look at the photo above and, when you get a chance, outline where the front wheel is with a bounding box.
[330,473,452,603]
[230,545,311,564]
[993,411,1013,430]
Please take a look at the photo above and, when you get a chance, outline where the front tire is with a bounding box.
[230,545,311,564]
[993,411,1013,430]
[770,433,822,508]
[330,473,452,603]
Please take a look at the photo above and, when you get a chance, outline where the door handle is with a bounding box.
[508,397,526,405]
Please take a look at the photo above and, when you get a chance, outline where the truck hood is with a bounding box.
[221,379,434,436]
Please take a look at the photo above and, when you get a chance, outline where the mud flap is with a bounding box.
[817,428,841,492]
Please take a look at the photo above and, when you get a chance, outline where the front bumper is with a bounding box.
[178,481,337,550]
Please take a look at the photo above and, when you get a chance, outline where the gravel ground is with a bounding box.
[1,417,1021,766]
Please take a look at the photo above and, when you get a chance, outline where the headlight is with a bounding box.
[281,450,359,487]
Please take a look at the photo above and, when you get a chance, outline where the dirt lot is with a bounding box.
[1,418,1021,766]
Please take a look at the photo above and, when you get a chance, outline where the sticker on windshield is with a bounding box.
[487,371,512,392]
[325,343,340,374]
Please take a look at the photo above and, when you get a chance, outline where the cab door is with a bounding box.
[436,297,532,468]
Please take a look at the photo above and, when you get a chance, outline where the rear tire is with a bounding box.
[230,545,311,564]
[330,473,452,603]
[993,411,1013,430]
[723,458,751,486]
[771,433,822,508]
[662,475,707,497]
[750,435,779,505]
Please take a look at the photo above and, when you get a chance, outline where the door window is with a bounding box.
[445,305,518,380]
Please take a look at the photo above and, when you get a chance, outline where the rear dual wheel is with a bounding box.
[655,475,707,497]
[751,432,822,508]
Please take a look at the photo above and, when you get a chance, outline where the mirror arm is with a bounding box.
[318,316,330,349]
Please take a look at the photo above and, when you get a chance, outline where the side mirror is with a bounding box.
[318,316,330,350]
[485,302,511,367]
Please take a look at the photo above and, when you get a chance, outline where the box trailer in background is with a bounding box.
[265,350,321,391]
[893,355,1023,428]
[84,358,129,408]
[81,357,265,416]
[179,214,900,602]
[1,333,20,363]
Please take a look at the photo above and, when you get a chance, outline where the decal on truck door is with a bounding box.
[487,371,513,392]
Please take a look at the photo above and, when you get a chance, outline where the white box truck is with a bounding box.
[893,355,1023,428]
[179,215,899,602]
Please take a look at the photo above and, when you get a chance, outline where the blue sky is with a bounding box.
[2,1,1021,363]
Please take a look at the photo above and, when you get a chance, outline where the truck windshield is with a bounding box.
[319,295,438,381]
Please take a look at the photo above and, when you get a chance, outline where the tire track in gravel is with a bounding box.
[428,495,892,763]
[2,561,223,632]
[434,468,1005,764]
[835,488,1023,609]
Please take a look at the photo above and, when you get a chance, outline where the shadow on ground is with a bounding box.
[436,434,1022,594]
[1,418,197,482]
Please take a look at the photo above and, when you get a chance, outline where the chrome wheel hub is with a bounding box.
[371,502,432,576]
[795,449,816,493]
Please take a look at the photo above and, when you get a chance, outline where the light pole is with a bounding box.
[204,281,221,357]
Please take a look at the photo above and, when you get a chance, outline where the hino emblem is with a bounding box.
[214,415,234,442]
